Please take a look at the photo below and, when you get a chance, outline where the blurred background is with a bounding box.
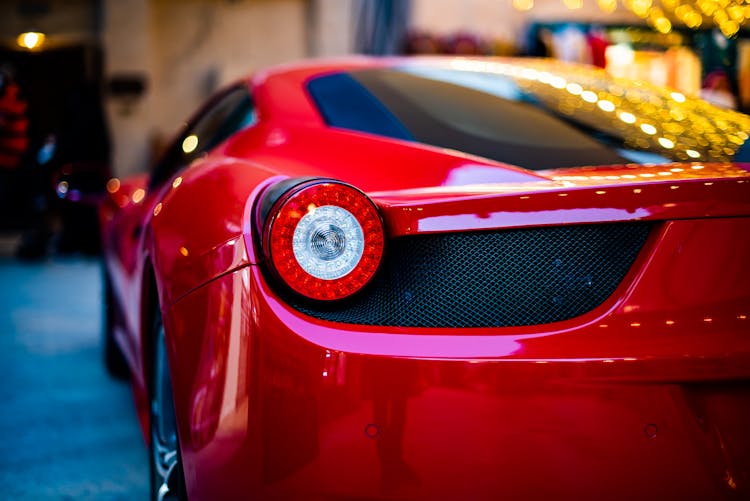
[2,0,750,257]
[2,1,750,498]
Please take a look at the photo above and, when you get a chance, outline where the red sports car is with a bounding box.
[96,57,750,500]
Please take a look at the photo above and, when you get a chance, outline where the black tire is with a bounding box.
[149,307,188,501]
[103,265,129,379]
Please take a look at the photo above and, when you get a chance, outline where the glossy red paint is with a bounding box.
[165,216,750,499]
[100,56,750,499]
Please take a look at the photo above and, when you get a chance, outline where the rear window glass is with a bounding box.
[307,64,749,169]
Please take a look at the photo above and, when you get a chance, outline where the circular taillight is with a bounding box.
[263,180,385,301]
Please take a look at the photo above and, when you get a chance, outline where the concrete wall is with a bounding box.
[102,0,154,179]
[148,0,307,134]
[309,0,354,56]
[103,0,309,177]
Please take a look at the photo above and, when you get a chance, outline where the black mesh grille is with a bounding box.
[285,223,652,328]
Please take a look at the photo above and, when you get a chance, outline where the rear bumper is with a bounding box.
[164,218,750,499]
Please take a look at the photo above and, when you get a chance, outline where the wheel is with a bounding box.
[103,265,129,379]
[149,308,188,501]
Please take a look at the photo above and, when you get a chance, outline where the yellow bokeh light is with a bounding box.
[619,111,637,124]
[566,83,583,95]
[720,20,740,37]
[17,32,45,50]
[641,123,657,135]
[654,17,673,34]
[684,10,703,28]
[631,0,653,17]
[597,0,617,13]
[512,0,534,11]
[597,99,616,112]
[581,90,598,103]
[550,76,567,89]
[132,188,145,204]
[182,134,199,154]
[658,137,675,148]
[106,178,120,194]
[729,5,744,22]
[670,92,686,103]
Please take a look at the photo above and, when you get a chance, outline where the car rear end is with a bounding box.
[164,57,750,499]
[166,163,750,499]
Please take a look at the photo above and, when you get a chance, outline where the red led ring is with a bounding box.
[263,180,385,301]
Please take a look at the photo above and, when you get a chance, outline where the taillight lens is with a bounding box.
[262,180,385,301]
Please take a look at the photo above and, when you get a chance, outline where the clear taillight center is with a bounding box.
[292,205,364,279]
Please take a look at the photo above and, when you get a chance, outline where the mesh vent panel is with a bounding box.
[284,223,652,328]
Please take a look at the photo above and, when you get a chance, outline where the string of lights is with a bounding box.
[512,0,750,37]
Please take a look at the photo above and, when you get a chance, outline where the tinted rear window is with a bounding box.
[307,64,748,169]
[308,67,632,170]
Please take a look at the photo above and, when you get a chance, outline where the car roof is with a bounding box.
[249,56,750,165]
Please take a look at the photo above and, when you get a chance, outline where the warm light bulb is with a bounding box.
[17,32,45,50]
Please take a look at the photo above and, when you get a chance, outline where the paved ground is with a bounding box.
[0,257,148,499]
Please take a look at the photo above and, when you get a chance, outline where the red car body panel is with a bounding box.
[100,57,750,499]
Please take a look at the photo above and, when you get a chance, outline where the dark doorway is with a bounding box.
[0,43,111,256]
